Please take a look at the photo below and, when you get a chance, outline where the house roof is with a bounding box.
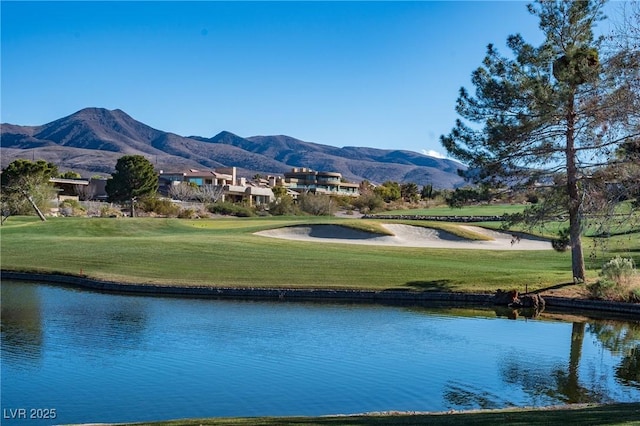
[49,178,89,185]
[160,170,233,179]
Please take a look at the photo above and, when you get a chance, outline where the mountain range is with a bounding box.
[1,107,466,188]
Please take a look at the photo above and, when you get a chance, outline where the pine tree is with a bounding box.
[106,155,158,217]
[441,0,639,282]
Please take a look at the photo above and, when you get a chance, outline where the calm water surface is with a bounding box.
[1,280,639,425]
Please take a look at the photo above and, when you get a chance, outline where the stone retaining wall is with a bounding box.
[0,271,493,304]
[542,296,640,316]
[3,270,639,316]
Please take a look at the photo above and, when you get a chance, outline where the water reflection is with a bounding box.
[556,322,609,404]
[498,321,618,405]
[493,306,543,320]
[1,283,43,364]
[589,321,640,389]
[43,288,148,355]
[404,305,640,409]
[617,347,640,387]
[1,280,640,425]
[443,382,513,410]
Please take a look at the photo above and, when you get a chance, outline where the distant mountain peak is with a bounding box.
[1,107,466,188]
[69,106,122,116]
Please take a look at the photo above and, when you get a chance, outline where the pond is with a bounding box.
[1,280,639,425]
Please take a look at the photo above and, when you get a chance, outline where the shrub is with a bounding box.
[587,257,638,302]
[100,205,123,218]
[601,256,636,285]
[374,181,401,202]
[551,228,570,252]
[208,202,255,217]
[139,197,181,217]
[445,186,491,208]
[352,192,384,214]
[298,193,335,216]
[525,193,539,204]
[59,199,86,216]
[586,279,618,300]
[332,195,354,209]
[269,195,299,216]
[59,199,82,209]
[178,208,198,219]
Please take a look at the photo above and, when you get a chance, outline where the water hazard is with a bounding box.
[2,280,639,424]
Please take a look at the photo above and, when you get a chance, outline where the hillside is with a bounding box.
[1,107,466,188]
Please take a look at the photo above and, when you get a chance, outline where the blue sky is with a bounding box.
[0,1,584,157]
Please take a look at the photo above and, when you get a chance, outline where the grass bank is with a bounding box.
[130,403,640,425]
[378,203,527,217]
[2,215,638,293]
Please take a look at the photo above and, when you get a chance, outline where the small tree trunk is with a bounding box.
[22,191,46,222]
[568,197,586,281]
[566,92,586,282]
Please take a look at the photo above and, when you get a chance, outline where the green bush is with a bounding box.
[332,195,354,209]
[586,279,618,300]
[298,193,336,216]
[139,197,180,217]
[551,228,570,252]
[59,199,86,216]
[374,181,401,202]
[178,208,198,219]
[269,195,299,216]
[352,192,384,214]
[445,186,491,208]
[587,256,638,301]
[59,199,82,209]
[208,202,255,217]
[100,205,123,217]
[525,193,539,204]
[601,256,636,284]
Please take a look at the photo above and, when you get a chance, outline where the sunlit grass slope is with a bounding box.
[379,203,527,217]
[1,214,637,292]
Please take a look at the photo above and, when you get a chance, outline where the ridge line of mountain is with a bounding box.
[1,107,466,188]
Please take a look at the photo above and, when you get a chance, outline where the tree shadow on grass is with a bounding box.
[402,279,455,292]
[610,247,640,253]
[530,282,576,294]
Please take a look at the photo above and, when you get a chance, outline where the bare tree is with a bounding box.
[194,185,225,204]
[168,182,197,201]
[75,183,97,201]
[609,0,640,50]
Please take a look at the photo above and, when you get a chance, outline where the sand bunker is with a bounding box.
[255,224,552,250]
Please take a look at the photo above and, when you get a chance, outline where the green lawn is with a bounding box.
[378,203,527,217]
[3,214,638,293]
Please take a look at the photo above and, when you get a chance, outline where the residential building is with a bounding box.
[49,177,108,201]
[159,168,235,187]
[49,177,89,202]
[283,168,359,196]
[159,167,274,206]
